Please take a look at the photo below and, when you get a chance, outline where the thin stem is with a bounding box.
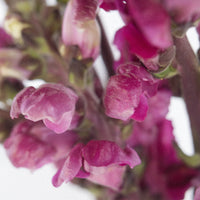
[97,15,115,77]
[174,36,200,153]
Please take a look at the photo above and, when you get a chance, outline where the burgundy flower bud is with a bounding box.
[10,83,78,134]
[104,63,158,121]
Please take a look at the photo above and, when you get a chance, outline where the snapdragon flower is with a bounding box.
[4,120,77,169]
[53,140,141,190]
[10,83,78,134]
[104,63,158,121]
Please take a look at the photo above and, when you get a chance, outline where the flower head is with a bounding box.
[52,140,141,190]
[104,63,158,121]
[10,83,78,134]
[4,120,77,169]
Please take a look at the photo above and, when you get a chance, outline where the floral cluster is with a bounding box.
[1,0,200,200]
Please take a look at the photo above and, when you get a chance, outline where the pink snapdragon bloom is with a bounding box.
[53,140,141,190]
[4,120,77,169]
[10,83,78,134]
[125,0,172,49]
[100,0,172,49]
[104,63,158,121]
[62,0,100,59]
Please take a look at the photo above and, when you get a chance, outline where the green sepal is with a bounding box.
[152,65,178,79]
[175,142,200,168]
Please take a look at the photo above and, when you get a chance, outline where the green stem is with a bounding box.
[174,36,200,153]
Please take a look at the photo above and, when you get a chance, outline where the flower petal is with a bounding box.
[52,143,83,187]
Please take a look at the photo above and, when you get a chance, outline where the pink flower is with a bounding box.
[52,140,141,190]
[4,120,77,170]
[195,186,200,200]
[142,120,198,200]
[10,83,78,134]
[104,63,158,121]
[62,0,100,59]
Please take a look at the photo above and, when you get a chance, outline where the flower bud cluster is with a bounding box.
[1,1,200,200]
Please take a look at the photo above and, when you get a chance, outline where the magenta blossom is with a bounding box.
[104,63,158,121]
[62,0,100,59]
[52,140,141,190]
[4,121,55,169]
[100,0,172,49]
[10,83,78,134]
[4,120,77,169]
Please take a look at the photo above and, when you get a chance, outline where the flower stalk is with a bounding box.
[174,36,200,153]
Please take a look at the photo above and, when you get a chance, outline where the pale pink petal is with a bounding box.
[84,160,126,191]
[52,143,83,187]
